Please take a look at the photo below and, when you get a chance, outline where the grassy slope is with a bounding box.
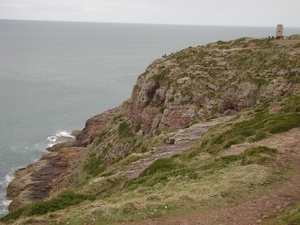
[3,94,300,225]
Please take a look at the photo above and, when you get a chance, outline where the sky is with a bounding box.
[0,0,300,27]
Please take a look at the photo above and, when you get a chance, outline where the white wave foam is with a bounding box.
[47,130,75,147]
[56,131,75,138]
[0,198,9,217]
[0,173,13,216]
[0,172,14,188]
[2,200,11,207]
[5,174,13,185]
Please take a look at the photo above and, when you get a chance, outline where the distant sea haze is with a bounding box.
[0,19,299,217]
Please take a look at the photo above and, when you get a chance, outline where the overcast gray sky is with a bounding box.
[1,0,300,27]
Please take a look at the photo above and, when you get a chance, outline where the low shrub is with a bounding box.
[281,95,300,112]
[268,114,300,134]
[118,121,133,138]
[241,146,278,165]
[83,154,105,177]
[139,158,176,178]
[0,190,95,223]
[124,145,277,191]
[152,68,171,81]
[94,131,107,146]
[199,155,240,172]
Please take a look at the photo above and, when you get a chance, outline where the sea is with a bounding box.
[0,19,299,217]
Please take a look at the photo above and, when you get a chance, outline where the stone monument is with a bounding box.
[276,24,283,39]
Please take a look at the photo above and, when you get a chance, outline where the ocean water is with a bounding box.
[0,20,299,217]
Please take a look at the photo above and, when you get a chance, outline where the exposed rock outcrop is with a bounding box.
[129,38,300,135]
[74,106,122,147]
[124,116,234,179]
[7,146,86,211]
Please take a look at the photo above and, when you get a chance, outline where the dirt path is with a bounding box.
[122,128,300,225]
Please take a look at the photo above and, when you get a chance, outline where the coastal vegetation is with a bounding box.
[2,36,300,224]
[2,93,300,224]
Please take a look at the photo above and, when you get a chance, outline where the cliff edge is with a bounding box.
[3,37,300,224]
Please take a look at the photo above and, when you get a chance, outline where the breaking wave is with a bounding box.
[47,130,75,147]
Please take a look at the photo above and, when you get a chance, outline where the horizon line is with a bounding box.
[1,18,297,28]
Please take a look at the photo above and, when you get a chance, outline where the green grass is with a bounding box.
[281,95,300,113]
[139,158,176,177]
[240,146,278,165]
[0,190,95,223]
[124,145,278,191]
[282,204,300,224]
[82,95,300,221]
[198,111,300,155]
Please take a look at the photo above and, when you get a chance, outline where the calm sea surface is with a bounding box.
[0,20,299,216]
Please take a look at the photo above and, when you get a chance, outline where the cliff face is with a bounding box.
[129,38,300,135]
[6,37,300,213]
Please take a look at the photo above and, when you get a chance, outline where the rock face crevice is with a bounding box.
[146,82,160,105]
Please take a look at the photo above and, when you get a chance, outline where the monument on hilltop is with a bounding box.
[276,24,283,39]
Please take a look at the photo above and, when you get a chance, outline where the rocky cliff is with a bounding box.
[129,38,300,135]
[4,37,300,222]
